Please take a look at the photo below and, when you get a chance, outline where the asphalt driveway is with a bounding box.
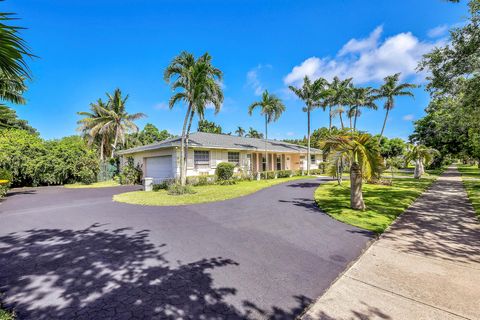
[0,178,372,319]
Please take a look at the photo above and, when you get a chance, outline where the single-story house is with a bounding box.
[117,132,324,183]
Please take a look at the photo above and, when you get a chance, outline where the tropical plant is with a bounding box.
[164,51,223,185]
[197,119,222,134]
[246,127,263,138]
[405,145,439,179]
[289,76,330,174]
[248,90,285,170]
[235,126,245,137]
[0,105,36,133]
[323,133,383,210]
[77,89,146,160]
[325,77,352,130]
[348,86,377,130]
[375,73,417,138]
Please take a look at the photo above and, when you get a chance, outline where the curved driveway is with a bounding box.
[0,178,372,319]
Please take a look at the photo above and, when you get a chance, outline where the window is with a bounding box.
[228,152,240,164]
[262,156,266,171]
[194,150,209,167]
[276,156,282,171]
[311,154,316,164]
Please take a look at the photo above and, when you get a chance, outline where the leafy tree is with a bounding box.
[323,133,383,210]
[235,126,245,137]
[125,123,172,147]
[378,136,406,159]
[0,105,36,133]
[197,119,222,134]
[164,51,223,185]
[248,90,285,170]
[289,76,330,174]
[245,127,263,139]
[374,73,417,138]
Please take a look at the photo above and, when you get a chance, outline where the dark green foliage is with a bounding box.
[276,170,293,178]
[0,106,36,133]
[215,162,235,181]
[167,183,196,195]
[119,157,142,185]
[260,171,276,179]
[125,123,173,148]
[0,129,99,186]
[197,119,222,134]
[152,179,174,191]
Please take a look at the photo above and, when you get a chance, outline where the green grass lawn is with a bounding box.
[314,174,439,234]
[64,180,120,189]
[114,176,314,206]
[0,308,14,320]
[457,164,480,217]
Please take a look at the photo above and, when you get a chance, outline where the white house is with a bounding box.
[117,132,324,183]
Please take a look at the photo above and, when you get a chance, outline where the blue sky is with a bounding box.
[9,0,468,140]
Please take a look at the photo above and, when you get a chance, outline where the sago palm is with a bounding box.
[248,90,285,171]
[289,76,330,174]
[164,51,223,185]
[375,73,417,138]
[323,133,383,210]
[405,144,439,179]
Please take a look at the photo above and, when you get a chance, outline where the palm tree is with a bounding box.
[375,73,417,138]
[325,77,352,130]
[164,51,223,185]
[246,127,263,139]
[349,86,377,131]
[406,145,439,179]
[248,90,285,171]
[323,133,383,210]
[235,126,245,137]
[289,76,330,175]
[77,89,146,160]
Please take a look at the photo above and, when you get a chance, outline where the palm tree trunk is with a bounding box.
[264,114,268,172]
[184,109,195,183]
[414,159,421,179]
[353,106,359,130]
[100,139,104,161]
[379,108,390,138]
[350,162,365,210]
[179,104,192,186]
[307,108,311,175]
[329,106,332,131]
[339,112,344,130]
[111,129,118,158]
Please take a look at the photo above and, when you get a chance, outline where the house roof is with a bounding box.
[117,132,322,155]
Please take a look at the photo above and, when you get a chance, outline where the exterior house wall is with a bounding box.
[120,148,177,179]
[181,148,251,177]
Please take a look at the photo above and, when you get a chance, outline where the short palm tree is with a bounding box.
[323,133,383,210]
[406,144,439,179]
[164,51,223,185]
[235,126,245,137]
[248,90,285,171]
[375,73,417,138]
[289,76,330,175]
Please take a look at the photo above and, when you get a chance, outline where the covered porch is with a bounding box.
[249,152,307,173]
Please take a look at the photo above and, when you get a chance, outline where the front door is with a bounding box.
[285,156,291,170]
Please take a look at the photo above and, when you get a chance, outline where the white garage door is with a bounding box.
[145,156,173,182]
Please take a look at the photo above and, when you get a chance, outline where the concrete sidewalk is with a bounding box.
[301,167,480,320]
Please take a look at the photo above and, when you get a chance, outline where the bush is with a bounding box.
[120,157,142,185]
[276,170,292,178]
[294,169,304,176]
[260,171,276,179]
[167,183,196,195]
[215,162,235,181]
[152,179,175,191]
[187,175,216,186]
[0,169,12,198]
[309,169,323,175]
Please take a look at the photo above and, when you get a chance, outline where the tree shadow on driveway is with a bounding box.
[0,224,311,319]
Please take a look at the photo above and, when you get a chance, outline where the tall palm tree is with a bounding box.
[235,126,245,137]
[289,76,330,175]
[406,145,439,179]
[375,73,417,138]
[164,51,223,185]
[248,90,285,171]
[325,77,352,130]
[349,86,377,131]
[323,133,383,210]
[77,89,146,160]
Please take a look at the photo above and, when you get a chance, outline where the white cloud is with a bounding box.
[428,25,448,38]
[284,26,442,86]
[403,114,414,121]
[246,64,272,96]
[153,102,169,110]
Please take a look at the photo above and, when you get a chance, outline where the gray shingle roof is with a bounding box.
[117,132,322,155]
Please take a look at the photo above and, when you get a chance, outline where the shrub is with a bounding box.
[153,179,175,191]
[215,162,235,181]
[187,175,216,186]
[260,171,276,179]
[0,169,12,198]
[294,169,304,176]
[276,170,292,178]
[120,157,142,185]
[309,169,323,175]
[167,183,196,195]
